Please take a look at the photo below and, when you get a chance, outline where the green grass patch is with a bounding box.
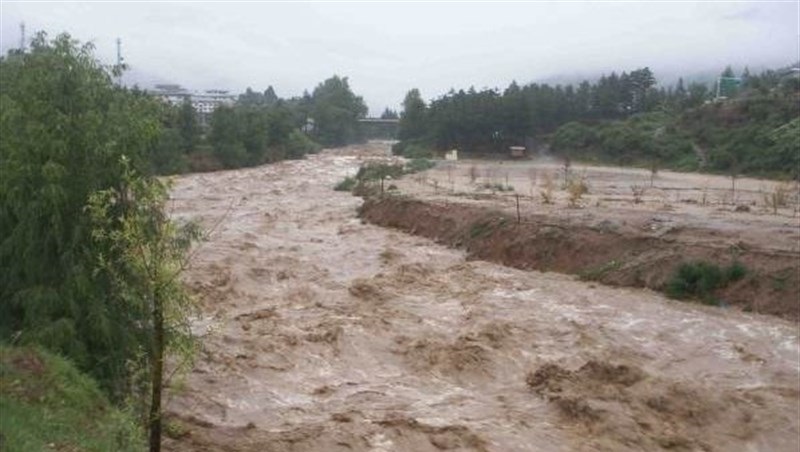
[0,345,144,452]
[356,162,405,182]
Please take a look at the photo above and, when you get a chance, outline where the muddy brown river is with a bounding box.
[165,143,799,451]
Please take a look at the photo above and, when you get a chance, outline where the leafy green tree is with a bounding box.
[310,75,368,146]
[210,99,320,167]
[1,32,202,451]
[284,130,321,160]
[399,88,428,142]
[238,86,279,108]
[263,86,279,106]
[502,81,530,144]
[209,106,247,168]
[177,99,200,152]
[672,77,687,109]
[686,82,710,108]
[88,158,200,452]
[551,122,597,153]
[0,32,170,396]
[627,67,656,113]
[265,103,296,149]
[150,128,188,175]
[593,72,625,118]
[239,107,268,163]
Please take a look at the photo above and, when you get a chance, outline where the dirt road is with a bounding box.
[165,143,799,451]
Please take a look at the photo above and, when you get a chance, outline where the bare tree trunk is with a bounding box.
[149,290,164,452]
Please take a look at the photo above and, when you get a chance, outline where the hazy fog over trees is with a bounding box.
[2,2,796,115]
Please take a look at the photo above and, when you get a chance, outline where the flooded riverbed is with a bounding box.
[165,143,799,451]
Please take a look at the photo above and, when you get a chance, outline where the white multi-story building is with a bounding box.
[150,85,237,126]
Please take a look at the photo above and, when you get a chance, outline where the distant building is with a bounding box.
[150,84,236,127]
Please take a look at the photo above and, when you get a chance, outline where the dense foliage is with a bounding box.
[0,33,168,396]
[0,35,370,406]
[666,261,747,304]
[1,33,201,450]
[160,75,367,173]
[309,76,369,146]
[208,101,320,169]
[396,65,800,178]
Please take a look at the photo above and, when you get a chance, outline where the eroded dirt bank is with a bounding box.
[359,197,800,320]
[165,143,800,451]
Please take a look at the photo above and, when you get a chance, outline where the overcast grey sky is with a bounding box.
[1,1,798,115]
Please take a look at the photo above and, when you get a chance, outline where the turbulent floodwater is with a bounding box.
[165,143,800,452]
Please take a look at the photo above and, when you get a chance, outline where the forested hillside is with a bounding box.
[395,65,800,179]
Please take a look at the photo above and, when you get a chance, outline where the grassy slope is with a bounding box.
[0,345,144,452]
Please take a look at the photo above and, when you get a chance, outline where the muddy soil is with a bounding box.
[165,142,800,451]
[359,197,800,320]
[395,159,800,254]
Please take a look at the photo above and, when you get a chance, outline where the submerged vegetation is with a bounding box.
[335,158,436,194]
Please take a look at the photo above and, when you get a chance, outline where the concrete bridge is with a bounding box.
[359,118,399,140]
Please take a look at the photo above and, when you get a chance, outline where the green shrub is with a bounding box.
[356,162,405,182]
[666,261,747,303]
[551,121,598,152]
[725,261,747,282]
[285,130,322,159]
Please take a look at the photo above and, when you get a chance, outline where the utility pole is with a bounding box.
[19,22,25,52]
